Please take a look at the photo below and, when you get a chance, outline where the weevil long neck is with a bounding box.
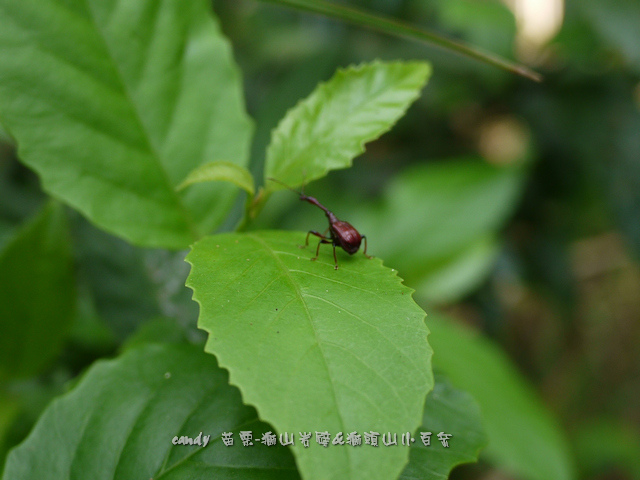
[301,195,338,223]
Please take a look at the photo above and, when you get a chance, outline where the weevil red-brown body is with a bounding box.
[330,219,362,254]
[268,178,371,269]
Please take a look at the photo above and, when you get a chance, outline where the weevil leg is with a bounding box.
[362,235,373,259]
[332,243,339,269]
[311,238,332,261]
[302,230,331,249]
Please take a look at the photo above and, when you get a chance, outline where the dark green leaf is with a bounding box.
[2,344,299,480]
[426,311,575,480]
[0,394,20,471]
[71,217,162,340]
[0,202,75,380]
[435,0,516,59]
[580,0,640,71]
[120,317,191,352]
[573,418,640,479]
[400,374,488,479]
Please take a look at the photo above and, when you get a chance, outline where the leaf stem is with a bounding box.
[256,0,542,82]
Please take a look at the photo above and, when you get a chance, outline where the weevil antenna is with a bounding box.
[267,177,304,196]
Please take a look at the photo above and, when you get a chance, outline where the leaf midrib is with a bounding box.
[270,63,422,180]
[246,232,356,476]
[79,0,199,239]
[156,380,231,478]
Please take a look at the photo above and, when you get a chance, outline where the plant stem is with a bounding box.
[256,0,542,82]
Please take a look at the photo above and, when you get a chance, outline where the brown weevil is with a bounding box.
[268,178,372,269]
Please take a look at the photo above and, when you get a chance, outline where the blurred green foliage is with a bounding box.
[1,0,639,479]
[219,0,640,478]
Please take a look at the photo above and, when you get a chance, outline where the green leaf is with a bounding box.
[264,61,430,190]
[2,343,299,479]
[0,202,75,381]
[354,159,525,304]
[411,235,501,304]
[177,161,255,197]
[400,374,488,479]
[426,312,576,480]
[186,231,433,480]
[0,0,252,249]
[0,375,74,473]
